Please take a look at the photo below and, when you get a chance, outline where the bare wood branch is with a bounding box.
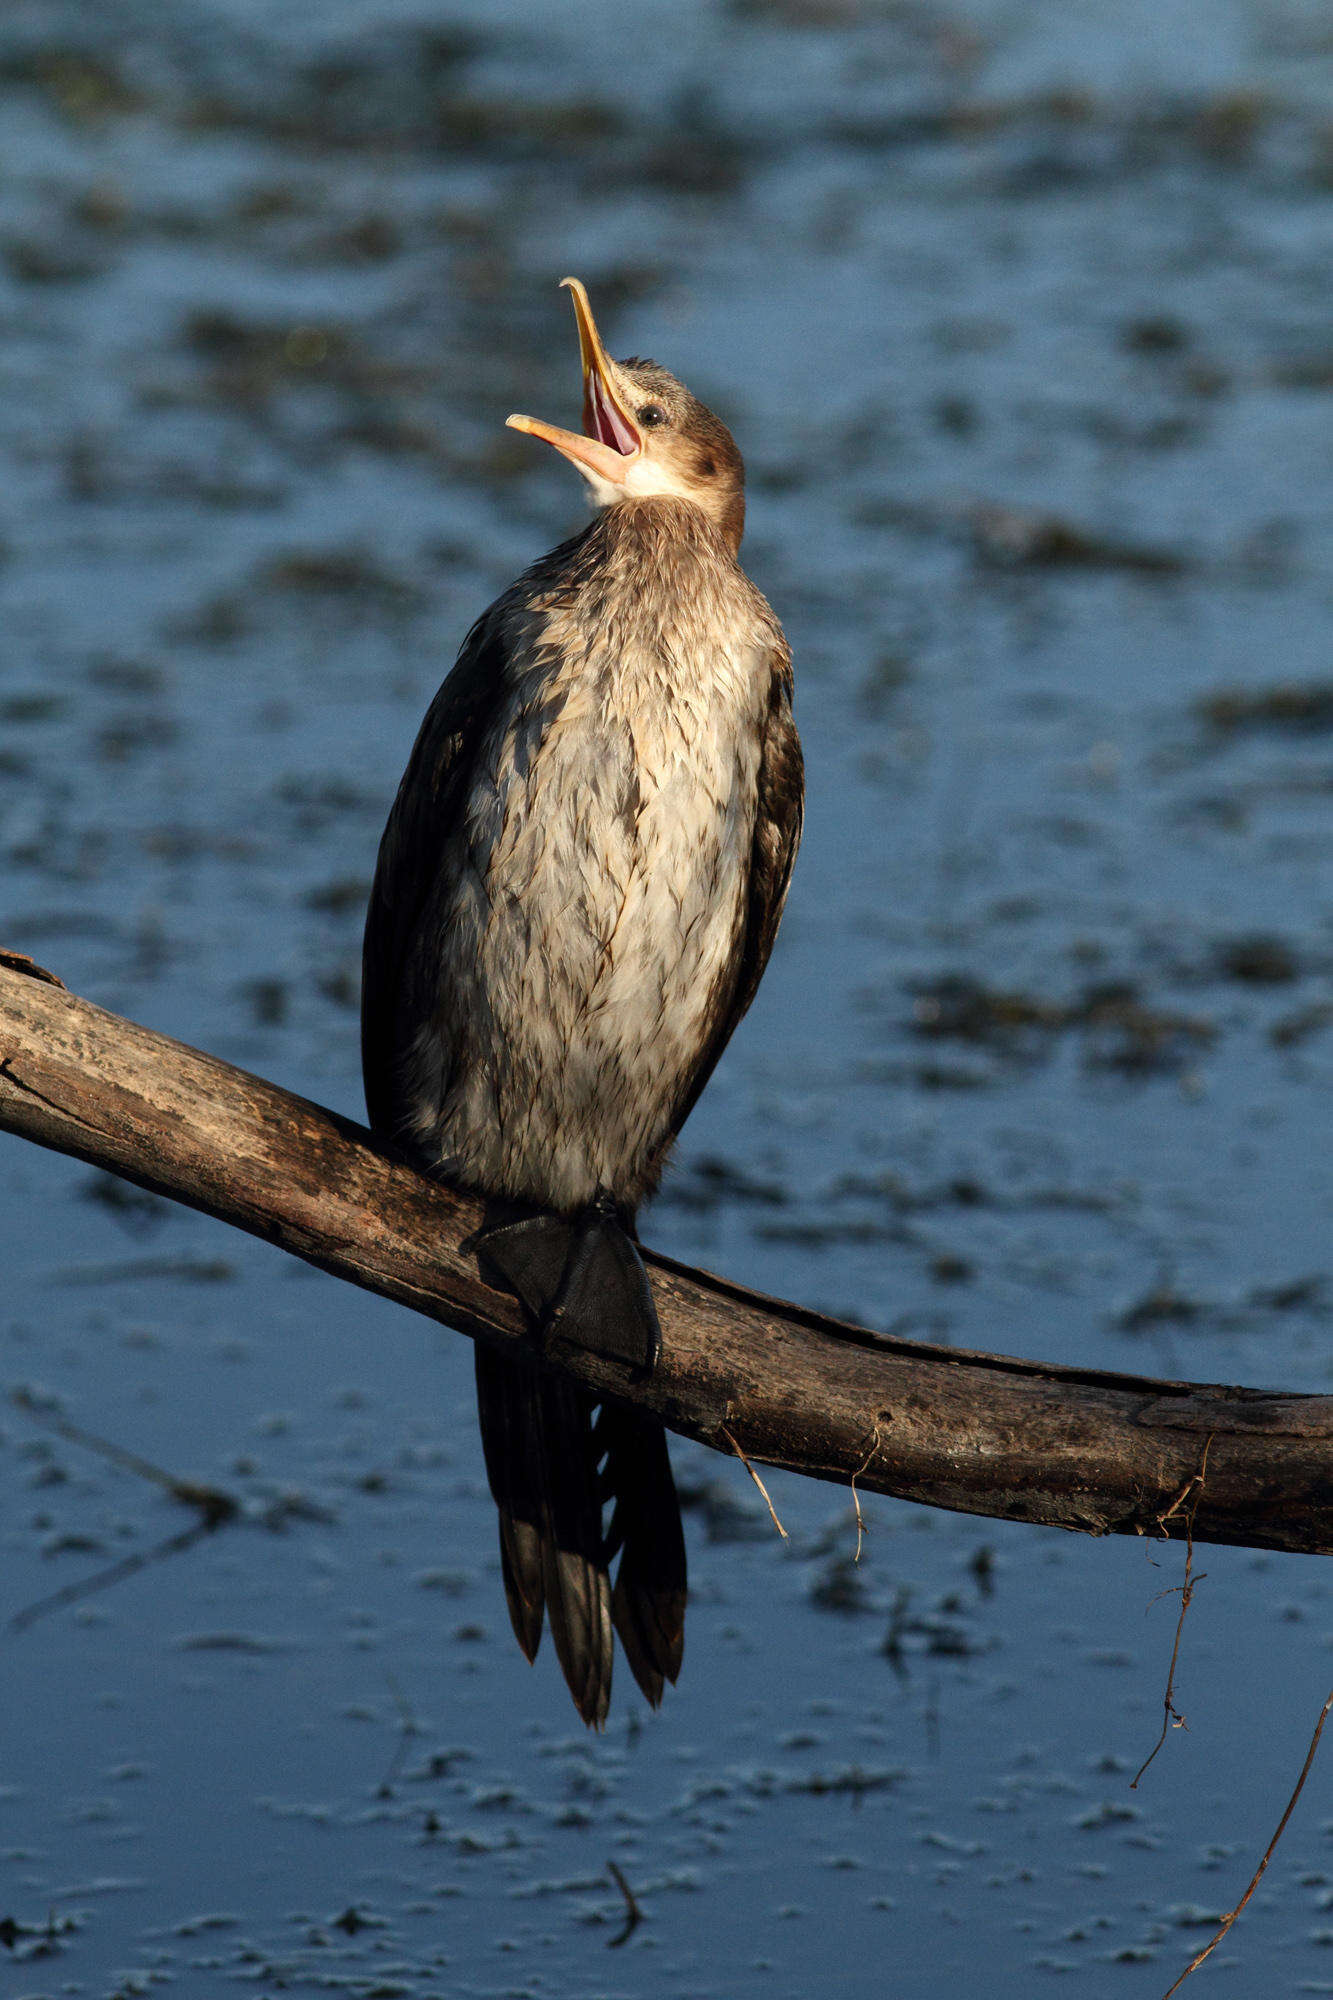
[3,957,1333,1556]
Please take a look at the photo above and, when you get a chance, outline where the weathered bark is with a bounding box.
[1,951,1330,1557]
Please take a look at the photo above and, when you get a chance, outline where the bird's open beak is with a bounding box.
[507,278,644,483]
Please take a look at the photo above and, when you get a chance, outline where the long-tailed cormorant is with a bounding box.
[362,278,803,1725]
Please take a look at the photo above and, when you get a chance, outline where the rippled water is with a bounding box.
[3,1,1333,1993]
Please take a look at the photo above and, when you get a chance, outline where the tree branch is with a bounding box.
[2,955,1331,1556]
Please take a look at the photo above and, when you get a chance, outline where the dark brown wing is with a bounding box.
[360,606,503,1138]
[362,522,600,1135]
[361,556,624,1727]
[664,639,804,1146]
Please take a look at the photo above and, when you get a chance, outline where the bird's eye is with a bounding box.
[638,404,667,428]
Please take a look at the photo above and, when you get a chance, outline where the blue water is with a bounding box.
[3,1,1333,1993]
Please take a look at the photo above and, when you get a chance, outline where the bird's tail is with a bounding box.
[474,1345,686,1727]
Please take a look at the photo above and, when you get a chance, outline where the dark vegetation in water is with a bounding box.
[1197,681,1333,736]
[906,973,1216,1073]
[968,503,1189,575]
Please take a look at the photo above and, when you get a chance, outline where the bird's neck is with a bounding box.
[588,495,744,578]
[521,498,768,717]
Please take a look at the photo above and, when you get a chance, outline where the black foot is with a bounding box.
[477,1201,661,1373]
[549,1206,661,1371]
[477,1211,573,1323]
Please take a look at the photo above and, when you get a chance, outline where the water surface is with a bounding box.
[3,2,1333,1993]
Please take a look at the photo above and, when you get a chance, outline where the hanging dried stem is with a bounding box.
[721,1424,788,1539]
[1132,1435,1214,1790]
[850,1423,883,1562]
[1160,1685,1333,1998]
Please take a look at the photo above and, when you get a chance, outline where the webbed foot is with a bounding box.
[477,1210,572,1323]
[477,1198,661,1373]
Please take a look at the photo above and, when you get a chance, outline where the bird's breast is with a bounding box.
[405,587,771,1210]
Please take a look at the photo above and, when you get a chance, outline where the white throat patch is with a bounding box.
[578,453,701,513]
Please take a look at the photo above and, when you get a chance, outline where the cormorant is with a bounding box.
[362,278,803,1725]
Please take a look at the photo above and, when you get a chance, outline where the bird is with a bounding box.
[361,277,803,1726]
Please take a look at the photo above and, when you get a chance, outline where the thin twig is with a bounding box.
[376,1668,420,1799]
[720,1425,787,1539]
[8,1390,240,1631]
[850,1424,882,1563]
[0,1909,75,1951]
[1160,1684,1333,1998]
[1155,1438,1214,1536]
[606,1860,642,1948]
[11,1516,219,1632]
[10,1388,237,1526]
[1132,1436,1213,1790]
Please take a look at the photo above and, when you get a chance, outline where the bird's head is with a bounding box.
[507,278,746,554]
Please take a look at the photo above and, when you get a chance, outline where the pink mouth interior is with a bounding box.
[587,371,639,456]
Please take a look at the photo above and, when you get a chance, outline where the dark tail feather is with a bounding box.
[600,1405,687,1705]
[473,1347,546,1663]
[474,1349,687,1725]
[474,1345,614,1727]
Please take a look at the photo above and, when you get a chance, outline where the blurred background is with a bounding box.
[2,0,1333,1993]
